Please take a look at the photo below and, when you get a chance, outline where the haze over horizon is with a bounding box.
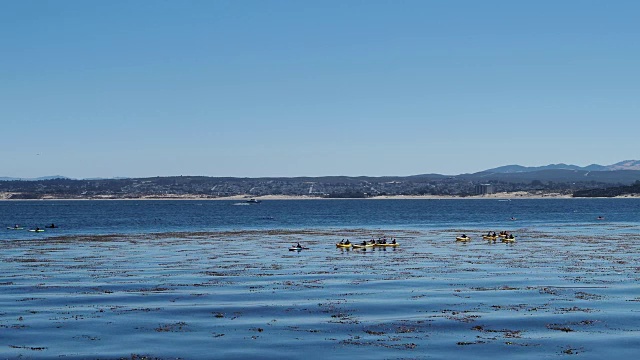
[3,159,640,181]
[2,1,639,179]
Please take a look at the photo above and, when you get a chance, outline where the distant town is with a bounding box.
[1,160,639,199]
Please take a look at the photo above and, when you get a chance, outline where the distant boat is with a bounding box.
[246,198,261,204]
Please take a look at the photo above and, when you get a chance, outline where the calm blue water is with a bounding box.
[2,199,640,359]
[1,199,639,239]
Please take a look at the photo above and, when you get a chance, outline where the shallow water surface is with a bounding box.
[1,223,639,359]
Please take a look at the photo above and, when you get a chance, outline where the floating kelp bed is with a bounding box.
[1,227,639,359]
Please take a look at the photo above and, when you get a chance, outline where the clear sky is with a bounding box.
[1,0,639,179]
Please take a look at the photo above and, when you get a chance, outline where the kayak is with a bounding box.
[483,235,497,241]
[352,244,374,249]
[289,247,303,251]
[502,237,516,243]
[7,227,24,230]
[29,229,45,232]
[455,236,471,242]
[336,243,352,248]
[374,243,399,247]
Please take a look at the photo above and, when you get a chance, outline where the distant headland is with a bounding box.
[1,160,639,199]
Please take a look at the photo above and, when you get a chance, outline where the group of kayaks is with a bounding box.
[456,231,516,243]
[336,239,399,249]
[6,223,58,232]
[289,238,400,251]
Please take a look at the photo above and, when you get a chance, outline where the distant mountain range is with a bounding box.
[1,161,639,182]
[455,160,640,185]
[480,160,640,174]
[0,176,131,181]
[0,175,69,181]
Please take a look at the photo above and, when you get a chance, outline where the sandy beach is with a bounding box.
[0,192,580,200]
[3,191,639,201]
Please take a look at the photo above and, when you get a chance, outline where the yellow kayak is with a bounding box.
[456,236,471,242]
[352,243,375,249]
[374,243,399,247]
[336,243,352,248]
[502,237,516,243]
[483,235,497,241]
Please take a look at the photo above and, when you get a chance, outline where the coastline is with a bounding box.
[2,191,638,200]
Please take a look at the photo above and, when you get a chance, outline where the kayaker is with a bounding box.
[345,239,350,245]
[391,239,397,244]
[14,224,19,229]
[296,242,301,248]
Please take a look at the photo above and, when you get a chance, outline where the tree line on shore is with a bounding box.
[1,175,638,199]
[572,181,640,197]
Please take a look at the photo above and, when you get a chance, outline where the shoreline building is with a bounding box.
[475,184,494,195]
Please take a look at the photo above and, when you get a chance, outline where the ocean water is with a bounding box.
[1,198,639,238]
[1,199,639,359]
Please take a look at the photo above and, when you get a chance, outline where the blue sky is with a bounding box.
[1,0,639,178]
